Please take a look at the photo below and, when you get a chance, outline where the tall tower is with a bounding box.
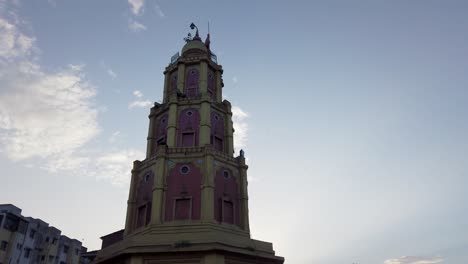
[94,24,284,264]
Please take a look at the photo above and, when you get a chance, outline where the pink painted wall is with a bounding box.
[177,108,200,147]
[164,163,202,221]
[211,111,224,151]
[135,171,154,228]
[214,168,240,226]
[185,68,199,97]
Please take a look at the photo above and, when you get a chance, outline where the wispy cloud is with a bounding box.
[154,3,165,18]
[231,105,249,152]
[100,61,117,79]
[128,90,152,109]
[133,90,143,98]
[384,256,444,264]
[0,4,144,186]
[107,68,117,79]
[128,19,146,32]
[108,131,121,144]
[128,0,144,16]
[232,76,238,84]
[127,0,146,32]
[0,10,99,172]
[92,149,144,185]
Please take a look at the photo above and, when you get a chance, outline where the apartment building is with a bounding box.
[0,204,83,264]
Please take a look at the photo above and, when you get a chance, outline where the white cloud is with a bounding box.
[108,131,121,144]
[100,61,117,79]
[128,19,146,32]
[231,105,249,153]
[0,13,99,173]
[232,76,238,84]
[68,63,85,71]
[92,149,144,185]
[129,90,152,109]
[128,0,144,16]
[128,100,152,109]
[0,17,35,59]
[107,68,117,79]
[133,90,143,98]
[384,256,444,264]
[0,4,145,186]
[154,3,165,18]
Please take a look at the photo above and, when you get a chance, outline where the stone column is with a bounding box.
[163,71,169,103]
[201,147,215,222]
[199,99,211,146]
[151,149,166,224]
[238,156,250,232]
[146,108,156,158]
[124,161,141,235]
[200,61,208,95]
[176,63,185,93]
[216,70,223,102]
[223,101,234,155]
[166,101,178,147]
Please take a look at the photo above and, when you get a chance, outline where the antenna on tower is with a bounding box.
[208,20,210,34]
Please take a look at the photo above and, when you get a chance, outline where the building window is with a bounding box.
[0,215,3,227]
[45,236,50,243]
[52,238,57,245]
[29,229,36,239]
[4,215,19,231]
[63,245,69,253]
[16,243,22,250]
[48,255,54,262]
[24,248,31,258]
[0,241,8,251]
[75,248,80,255]
[185,68,199,97]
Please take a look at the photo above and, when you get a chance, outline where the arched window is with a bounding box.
[177,109,200,147]
[164,163,202,221]
[211,112,224,151]
[214,168,239,225]
[156,114,168,147]
[135,171,154,228]
[207,71,216,100]
[185,68,199,97]
[169,71,178,95]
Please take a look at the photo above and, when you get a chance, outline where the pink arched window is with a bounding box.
[155,114,168,147]
[214,168,239,225]
[135,171,154,228]
[185,68,199,97]
[211,112,224,151]
[164,163,202,221]
[207,71,216,100]
[169,71,178,95]
[177,109,200,147]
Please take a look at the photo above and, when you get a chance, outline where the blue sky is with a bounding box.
[1,1,467,263]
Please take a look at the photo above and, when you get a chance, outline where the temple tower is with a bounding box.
[93,24,284,264]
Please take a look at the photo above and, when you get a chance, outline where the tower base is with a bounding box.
[92,223,284,264]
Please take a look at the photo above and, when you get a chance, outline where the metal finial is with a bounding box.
[190,22,199,38]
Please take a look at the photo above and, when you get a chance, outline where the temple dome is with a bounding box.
[182,39,207,55]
